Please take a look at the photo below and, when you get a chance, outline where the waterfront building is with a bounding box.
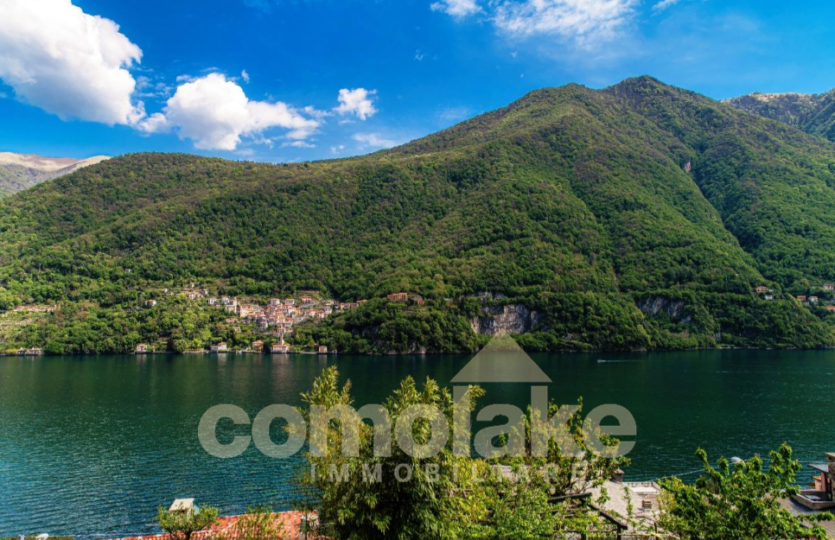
[271,342,290,353]
[779,452,835,539]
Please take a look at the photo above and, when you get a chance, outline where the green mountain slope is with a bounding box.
[0,152,110,198]
[725,90,835,142]
[1,77,834,354]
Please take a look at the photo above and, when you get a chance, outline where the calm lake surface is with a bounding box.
[1,350,834,538]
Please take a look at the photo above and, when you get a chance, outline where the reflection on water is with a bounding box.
[1,350,833,537]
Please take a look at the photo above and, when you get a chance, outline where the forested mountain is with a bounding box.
[3,76,835,354]
[0,152,109,198]
[725,89,835,142]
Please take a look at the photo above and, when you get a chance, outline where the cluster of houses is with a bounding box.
[137,286,431,355]
[210,294,365,333]
[756,283,835,311]
[207,337,330,355]
[131,285,425,355]
[795,283,835,312]
[202,294,368,355]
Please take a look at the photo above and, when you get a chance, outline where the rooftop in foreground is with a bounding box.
[104,511,322,540]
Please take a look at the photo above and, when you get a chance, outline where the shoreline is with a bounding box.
[2,343,831,358]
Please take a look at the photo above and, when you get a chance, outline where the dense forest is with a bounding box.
[3,76,835,353]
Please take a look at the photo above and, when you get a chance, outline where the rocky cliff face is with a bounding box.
[637,296,691,324]
[471,303,544,336]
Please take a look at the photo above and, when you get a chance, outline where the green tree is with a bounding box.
[299,367,630,540]
[299,366,487,540]
[658,444,831,540]
[156,504,220,540]
[458,398,628,540]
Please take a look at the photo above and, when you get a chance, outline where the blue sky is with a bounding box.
[1,0,834,163]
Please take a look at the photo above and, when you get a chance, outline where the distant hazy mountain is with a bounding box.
[725,90,835,141]
[0,152,110,197]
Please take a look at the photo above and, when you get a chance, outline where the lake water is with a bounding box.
[1,350,834,538]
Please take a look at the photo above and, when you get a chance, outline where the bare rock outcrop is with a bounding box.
[471,303,543,336]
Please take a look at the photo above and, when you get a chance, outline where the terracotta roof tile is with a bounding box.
[106,511,324,540]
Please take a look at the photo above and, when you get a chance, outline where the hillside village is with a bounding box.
[132,284,425,355]
[99,282,835,355]
[3,281,835,356]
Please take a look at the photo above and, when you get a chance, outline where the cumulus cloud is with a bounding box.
[0,1,389,153]
[493,0,638,45]
[138,73,320,151]
[0,0,144,125]
[430,0,481,18]
[334,88,378,120]
[353,132,398,149]
[137,112,170,134]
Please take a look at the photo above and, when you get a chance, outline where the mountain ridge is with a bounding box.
[2,77,835,354]
[0,152,110,198]
[725,88,835,142]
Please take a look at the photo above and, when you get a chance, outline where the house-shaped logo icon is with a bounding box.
[451,335,552,384]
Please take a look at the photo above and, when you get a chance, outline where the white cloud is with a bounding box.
[303,105,331,120]
[135,76,172,99]
[431,0,481,18]
[241,70,250,83]
[330,145,346,154]
[137,112,170,134]
[138,73,320,151]
[0,0,144,125]
[334,88,378,120]
[494,0,638,46]
[281,140,316,149]
[652,0,681,12]
[353,132,397,149]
